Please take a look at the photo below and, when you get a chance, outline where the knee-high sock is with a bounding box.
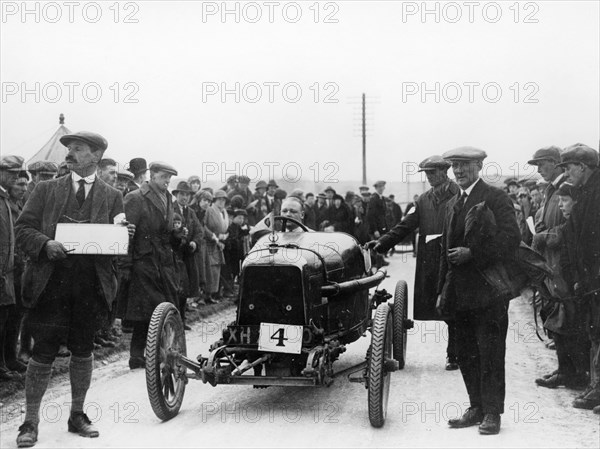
[24,358,53,424]
[69,355,93,414]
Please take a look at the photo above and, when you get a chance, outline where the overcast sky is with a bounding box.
[1,1,598,185]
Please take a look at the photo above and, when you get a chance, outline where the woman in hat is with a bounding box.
[204,190,229,302]
[327,193,354,234]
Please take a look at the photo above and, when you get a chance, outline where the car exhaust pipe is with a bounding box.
[321,268,387,297]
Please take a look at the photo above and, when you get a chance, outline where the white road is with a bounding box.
[1,251,598,448]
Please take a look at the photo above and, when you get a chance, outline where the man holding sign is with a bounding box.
[14,131,134,448]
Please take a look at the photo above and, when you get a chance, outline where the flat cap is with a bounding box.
[527,146,562,165]
[317,192,326,199]
[0,155,25,171]
[255,180,267,189]
[557,143,599,168]
[60,131,108,152]
[213,189,228,200]
[28,160,58,174]
[442,146,487,162]
[373,180,386,187]
[238,175,251,184]
[418,155,451,172]
[358,185,370,192]
[116,168,134,181]
[128,158,148,175]
[149,161,178,176]
[233,209,248,217]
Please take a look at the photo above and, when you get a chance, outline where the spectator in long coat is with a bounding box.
[172,181,202,324]
[557,144,600,412]
[327,193,353,234]
[205,190,229,302]
[368,156,460,370]
[0,156,22,382]
[303,193,317,230]
[367,180,388,238]
[315,193,329,230]
[191,190,215,302]
[124,162,179,370]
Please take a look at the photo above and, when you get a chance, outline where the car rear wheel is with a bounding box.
[392,280,408,369]
[146,302,187,421]
[368,302,395,428]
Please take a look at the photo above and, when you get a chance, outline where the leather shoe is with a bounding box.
[16,420,38,448]
[479,413,501,435]
[129,356,145,370]
[572,389,600,410]
[448,406,483,428]
[445,357,459,371]
[535,372,570,389]
[68,412,99,438]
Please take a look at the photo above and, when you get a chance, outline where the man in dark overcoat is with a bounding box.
[367,180,388,239]
[172,181,202,327]
[0,156,22,382]
[124,162,179,369]
[437,147,520,435]
[15,132,132,446]
[557,144,600,412]
[23,161,58,204]
[126,157,148,192]
[368,156,460,370]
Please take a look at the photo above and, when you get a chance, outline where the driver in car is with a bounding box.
[281,196,313,232]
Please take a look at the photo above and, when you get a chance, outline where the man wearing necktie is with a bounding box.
[15,132,133,447]
[437,147,520,435]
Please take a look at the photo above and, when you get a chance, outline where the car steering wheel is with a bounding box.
[272,215,310,232]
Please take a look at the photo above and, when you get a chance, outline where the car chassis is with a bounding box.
[145,217,413,427]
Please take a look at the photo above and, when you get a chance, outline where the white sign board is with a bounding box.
[258,323,303,354]
[54,223,129,255]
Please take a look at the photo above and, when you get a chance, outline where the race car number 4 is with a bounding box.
[258,323,303,354]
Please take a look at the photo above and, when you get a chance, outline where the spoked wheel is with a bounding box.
[368,303,397,428]
[146,302,187,421]
[392,280,408,369]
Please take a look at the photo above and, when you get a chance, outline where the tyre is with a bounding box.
[368,302,393,428]
[146,302,187,421]
[392,280,408,369]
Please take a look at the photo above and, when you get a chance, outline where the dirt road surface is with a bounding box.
[1,252,598,448]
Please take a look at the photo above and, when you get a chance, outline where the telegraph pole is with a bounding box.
[362,93,366,185]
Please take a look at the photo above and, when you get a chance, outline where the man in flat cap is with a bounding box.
[227,175,253,208]
[368,156,461,370]
[436,147,520,435]
[0,156,23,382]
[556,144,600,412]
[15,131,133,446]
[172,181,202,327]
[126,157,148,192]
[23,161,58,204]
[315,192,329,230]
[115,168,134,196]
[123,161,180,369]
[527,146,573,385]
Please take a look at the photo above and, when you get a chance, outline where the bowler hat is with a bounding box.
[173,181,193,194]
[418,155,450,172]
[60,131,108,152]
[557,143,599,168]
[324,185,336,193]
[527,146,562,165]
[28,160,58,174]
[255,180,267,190]
[149,161,178,176]
[0,155,24,171]
[442,146,487,162]
[267,179,278,188]
[128,158,148,175]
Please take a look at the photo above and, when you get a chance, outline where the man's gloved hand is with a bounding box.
[45,240,68,261]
